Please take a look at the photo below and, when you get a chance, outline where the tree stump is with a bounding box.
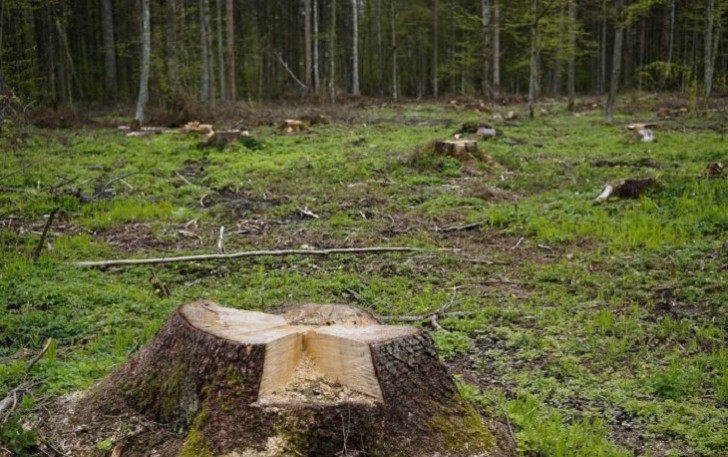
[435,140,479,161]
[41,301,516,457]
[279,119,310,134]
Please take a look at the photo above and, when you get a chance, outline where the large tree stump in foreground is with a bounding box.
[42,301,516,456]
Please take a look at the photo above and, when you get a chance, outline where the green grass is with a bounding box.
[1,102,727,456]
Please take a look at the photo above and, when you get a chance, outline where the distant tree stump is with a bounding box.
[435,139,479,161]
[279,119,310,134]
[41,301,516,457]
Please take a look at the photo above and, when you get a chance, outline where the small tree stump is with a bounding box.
[435,139,479,161]
[279,119,310,134]
[41,301,516,457]
[202,130,246,149]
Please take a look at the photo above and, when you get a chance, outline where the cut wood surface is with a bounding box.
[38,301,517,457]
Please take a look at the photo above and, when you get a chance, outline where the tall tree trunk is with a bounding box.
[391,0,399,101]
[659,0,675,90]
[166,0,179,92]
[567,0,576,111]
[305,0,313,96]
[704,0,715,106]
[101,0,118,103]
[351,0,360,95]
[481,0,491,98]
[606,0,624,124]
[225,0,235,102]
[598,0,607,94]
[329,0,336,103]
[527,0,539,120]
[492,0,500,101]
[215,0,226,101]
[135,0,151,125]
[433,0,438,97]
[313,0,320,94]
[199,0,213,102]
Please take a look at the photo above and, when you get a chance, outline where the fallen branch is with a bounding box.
[0,338,52,420]
[74,246,444,268]
[32,207,59,262]
[437,219,488,233]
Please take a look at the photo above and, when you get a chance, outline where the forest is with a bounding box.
[0,0,727,116]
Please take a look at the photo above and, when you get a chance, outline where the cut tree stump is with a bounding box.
[39,301,516,457]
[435,139,479,161]
[594,177,659,204]
[279,118,310,134]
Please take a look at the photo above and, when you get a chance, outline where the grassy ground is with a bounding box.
[1,100,727,456]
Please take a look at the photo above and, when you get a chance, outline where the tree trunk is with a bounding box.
[166,0,179,92]
[351,0,360,95]
[329,0,336,103]
[313,0,320,94]
[659,0,675,90]
[199,0,214,102]
[606,0,624,124]
[40,301,517,457]
[567,0,576,110]
[598,0,607,94]
[391,0,399,101]
[225,0,235,102]
[492,0,500,101]
[433,0,439,97]
[215,0,226,101]
[481,0,491,98]
[304,0,313,96]
[101,0,118,103]
[704,0,718,107]
[527,0,539,120]
[134,0,151,125]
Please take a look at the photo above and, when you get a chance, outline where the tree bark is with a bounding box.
[391,0,399,101]
[351,0,360,95]
[567,0,576,110]
[492,0,500,101]
[433,0,439,97]
[101,0,118,103]
[304,0,313,96]
[215,0,226,101]
[166,0,179,92]
[481,0,491,98]
[527,0,539,120]
[225,0,235,102]
[313,0,320,94]
[199,0,214,103]
[659,0,676,90]
[40,301,517,457]
[598,0,607,94]
[606,0,624,124]
[329,0,336,103]
[134,0,151,125]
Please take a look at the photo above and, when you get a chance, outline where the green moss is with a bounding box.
[180,406,212,457]
[429,401,495,454]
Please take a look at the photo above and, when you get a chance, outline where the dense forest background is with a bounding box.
[0,0,726,114]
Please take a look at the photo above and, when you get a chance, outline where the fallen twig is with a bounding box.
[73,246,446,268]
[32,207,59,262]
[0,338,52,420]
[437,220,488,233]
[296,206,320,219]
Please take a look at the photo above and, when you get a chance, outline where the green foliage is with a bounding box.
[0,420,37,457]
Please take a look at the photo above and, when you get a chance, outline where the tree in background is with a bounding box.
[0,0,725,113]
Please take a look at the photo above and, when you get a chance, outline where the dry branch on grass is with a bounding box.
[0,338,52,420]
[73,246,444,268]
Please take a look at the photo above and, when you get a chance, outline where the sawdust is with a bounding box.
[256,356,377,406]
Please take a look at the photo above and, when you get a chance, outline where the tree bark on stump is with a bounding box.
[40,301,516,457]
